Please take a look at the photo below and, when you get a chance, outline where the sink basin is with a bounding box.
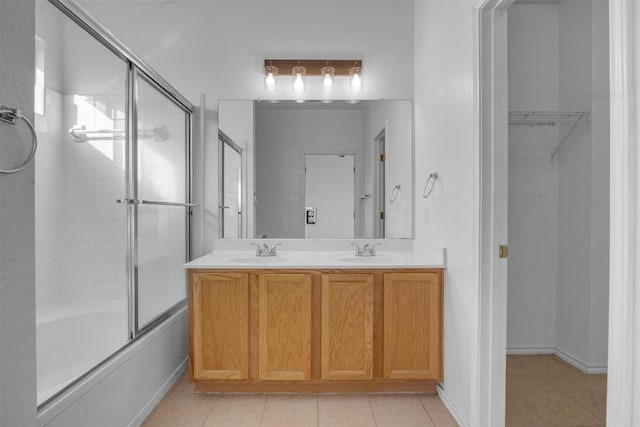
[338,256,391,263]
[228,256,286,264]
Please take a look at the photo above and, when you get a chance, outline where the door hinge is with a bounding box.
[380,154,385,162]
[380,211,385,220]
[499,245,509,259]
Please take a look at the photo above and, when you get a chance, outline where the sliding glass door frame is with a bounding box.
[128,68,194,337]
[47,0,195,345]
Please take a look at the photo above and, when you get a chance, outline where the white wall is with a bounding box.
[556,0,609,370]
[254,107,363,238]
[507,0,609,371]
[414,0,476,424]
[0,1,37,425]
[507,4,560,351]
[74,0,415,254]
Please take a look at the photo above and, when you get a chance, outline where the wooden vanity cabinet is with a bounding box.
[188,268,443,393]
[383,272,442,380]
[259,273,312,380]
[321,273,374,380]
[190,272,249,380]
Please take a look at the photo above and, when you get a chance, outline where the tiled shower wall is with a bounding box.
[35,90,128,309]
[35,88,64,307]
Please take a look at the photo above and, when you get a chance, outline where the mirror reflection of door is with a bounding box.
[304,154,355,239]
[374,129,386,238]
[219,131,242,238]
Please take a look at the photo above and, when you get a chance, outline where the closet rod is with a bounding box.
[508,111,591,127]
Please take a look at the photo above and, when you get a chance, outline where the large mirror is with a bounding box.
[218,99,413,239]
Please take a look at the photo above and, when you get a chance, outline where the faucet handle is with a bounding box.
[369,243,381,255]
[250,242,264,256]
[269,242,282,255]
[350,242,363,256]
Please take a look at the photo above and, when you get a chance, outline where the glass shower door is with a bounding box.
[134,74,190,330]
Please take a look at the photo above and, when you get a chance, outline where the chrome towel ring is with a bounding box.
[0,105,38,174]
[422,172,439,199]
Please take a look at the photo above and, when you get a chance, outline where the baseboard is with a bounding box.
[129,357,188,427]
[553,348,608,374]
[436,384,468,427]
[507,346,608,374]
[506,346,555,355]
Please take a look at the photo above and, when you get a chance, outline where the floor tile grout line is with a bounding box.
[200,394,217,427]
[367,396,379,427]
[416,393,438,427]
[565,391,607,424]
[259,394,269,427]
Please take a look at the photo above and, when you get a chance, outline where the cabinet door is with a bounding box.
[259,274,312,380]
[192,272,249,380]
[383,272,442,379]
[321,274,374,380]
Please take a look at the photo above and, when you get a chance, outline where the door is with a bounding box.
[259,274,312,380]
[191,272,249,380]
[383,272,442,380]
[304,154,355,238]
[134,73,190,330]
[321,274,374,380]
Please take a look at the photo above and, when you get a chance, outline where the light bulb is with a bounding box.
[265,72,276,88]
[323,73,333,88]
[351,74,361,92]
[293,73,305,93]
[264,64,278,92]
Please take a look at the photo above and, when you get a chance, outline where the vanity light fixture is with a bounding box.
[264,62,278,92]
[263,59,363,98]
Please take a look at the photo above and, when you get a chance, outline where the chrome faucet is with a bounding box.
[251,242,281,257]
[351,242,380,257]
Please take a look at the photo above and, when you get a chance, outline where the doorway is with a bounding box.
[475,0,615,426]
[303,154,356,239]
[505,2,609,425]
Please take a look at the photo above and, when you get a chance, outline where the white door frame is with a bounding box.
[473,1,513,426]
[474,0,639,426]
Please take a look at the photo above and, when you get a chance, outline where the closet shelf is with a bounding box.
[508,111,591,127]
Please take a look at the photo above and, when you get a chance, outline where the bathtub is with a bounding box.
[36,301,128,405]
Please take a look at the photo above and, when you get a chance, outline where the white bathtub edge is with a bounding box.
[129,357,188,427]
[37,305,188,427]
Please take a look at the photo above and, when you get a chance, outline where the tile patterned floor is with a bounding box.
[142,355,607,426]
[505,355,607,427]
[141,373,458,427]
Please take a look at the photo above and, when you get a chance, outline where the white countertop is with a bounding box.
[185,240,445,269]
